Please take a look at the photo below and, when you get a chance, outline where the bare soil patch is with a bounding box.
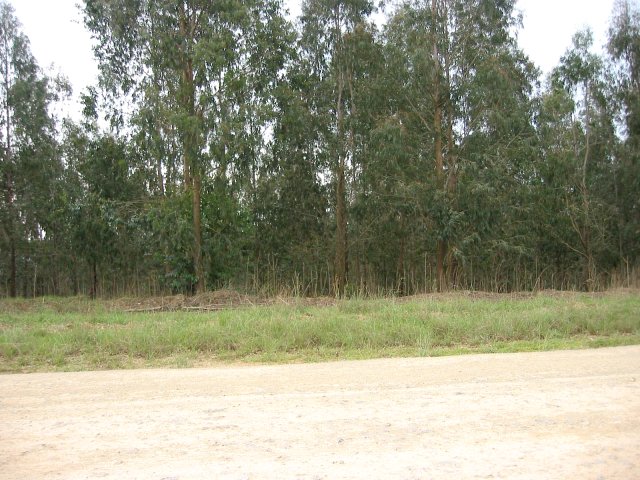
[1,346,639,479]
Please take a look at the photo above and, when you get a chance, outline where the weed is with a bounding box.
[0,291,638,372]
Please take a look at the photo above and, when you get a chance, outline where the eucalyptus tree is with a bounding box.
[59,87,148,297]
[251,63,330,293]
[608,0,640,273]
[450,1,540,290]
[83,0,291,293]
[299,0,376,296]
[0,2,61,297]
[381,0,537,291]
[543,30,615,290]
[609,0,640,137]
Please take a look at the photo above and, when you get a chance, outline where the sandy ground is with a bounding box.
[1,346,639,480]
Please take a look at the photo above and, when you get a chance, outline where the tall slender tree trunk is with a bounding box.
[4,40,16,298]
[581,82,595,291]
[443,5,458,288]
[432,0,446,292]
[347,67,358,194]
[8,232,16,297]
[179,16,205,293]
[397,215,406,295]
[3,168,16,298]
[89,259,97,299]
[335,67,347,297]
[335,160,347,297]
[157,153,164,196]
[333,7,348,297]
[192,171,204,292]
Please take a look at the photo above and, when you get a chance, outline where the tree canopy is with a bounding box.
[1,0,639,298]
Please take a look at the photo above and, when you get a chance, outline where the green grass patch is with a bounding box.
[1,291,639,372]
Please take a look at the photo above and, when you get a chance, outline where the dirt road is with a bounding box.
[2,346,639,479]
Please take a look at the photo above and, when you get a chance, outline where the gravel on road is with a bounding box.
[1,346,639,479]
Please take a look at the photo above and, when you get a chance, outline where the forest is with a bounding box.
[0,0,638,298]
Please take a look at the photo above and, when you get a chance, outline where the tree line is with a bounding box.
[1,0,639,298]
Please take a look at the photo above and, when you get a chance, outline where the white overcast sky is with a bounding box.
[10,0,616,120]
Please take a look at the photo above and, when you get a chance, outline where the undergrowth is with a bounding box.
[1,291,639,372]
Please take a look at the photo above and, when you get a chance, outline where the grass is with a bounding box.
[1,291,639,373]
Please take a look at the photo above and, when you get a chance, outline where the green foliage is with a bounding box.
[1,0,640,297]
[0,2,63,297]
[607,0,640,266]
[201,181,254,287]
[145,194,195,293]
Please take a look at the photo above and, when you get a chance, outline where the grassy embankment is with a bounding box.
[1,291,639,373]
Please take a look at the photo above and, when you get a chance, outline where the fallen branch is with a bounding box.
[182,304,228,311]
[123,306,168,313]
